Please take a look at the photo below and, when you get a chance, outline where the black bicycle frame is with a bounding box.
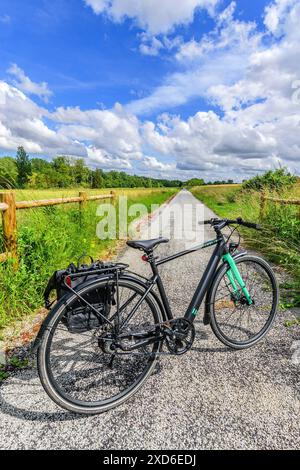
[144,234,227,323]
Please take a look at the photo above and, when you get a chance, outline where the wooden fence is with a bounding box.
[0,191,116,267]
[260,191,300,220]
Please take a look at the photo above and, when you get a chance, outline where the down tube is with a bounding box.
[185,242,223,322]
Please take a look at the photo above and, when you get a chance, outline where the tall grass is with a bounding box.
[0,188,177,331]
[191,184,300,306]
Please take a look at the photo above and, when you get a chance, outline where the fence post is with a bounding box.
[79,191,87,227]
[110,190,117,205]
[0,192,18,268]
[260,191,266,221]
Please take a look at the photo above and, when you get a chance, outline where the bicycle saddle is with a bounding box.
[126,237,169,253]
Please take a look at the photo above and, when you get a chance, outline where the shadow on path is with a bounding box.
[0,368,85,423]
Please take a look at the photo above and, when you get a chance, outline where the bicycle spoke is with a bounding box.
[212,259,276,344]
[45,280,161,406]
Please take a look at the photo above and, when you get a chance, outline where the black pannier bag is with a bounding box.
[44,257,118,334]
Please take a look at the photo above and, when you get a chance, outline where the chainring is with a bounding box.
[165,318,195,356]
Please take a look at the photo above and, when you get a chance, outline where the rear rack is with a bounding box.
[65,262,129,281]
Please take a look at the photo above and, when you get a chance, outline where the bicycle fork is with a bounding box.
[223,253,253,305]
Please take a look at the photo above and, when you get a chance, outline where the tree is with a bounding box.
[185,178,205,187]
[52,156,73,187]
[92,169,104,188]
[0,157,18,188]
[16,147,32,188]
[72,158,90,186]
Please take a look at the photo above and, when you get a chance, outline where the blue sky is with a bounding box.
[0,0,267,113]
[0,0,299,181]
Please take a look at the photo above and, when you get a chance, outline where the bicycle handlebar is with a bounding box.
[199,217,261,231]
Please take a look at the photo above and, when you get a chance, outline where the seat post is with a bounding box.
[147,250,158,276]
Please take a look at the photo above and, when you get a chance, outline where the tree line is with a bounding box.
[0,146,235,190]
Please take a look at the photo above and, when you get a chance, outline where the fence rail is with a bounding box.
[0,191,115,268]
[260,191,300,220]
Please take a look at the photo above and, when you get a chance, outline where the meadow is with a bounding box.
[191,183,300,308]
[0,187,177,332]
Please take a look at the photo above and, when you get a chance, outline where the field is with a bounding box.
[191,183,300,307]
[0,187,178,332]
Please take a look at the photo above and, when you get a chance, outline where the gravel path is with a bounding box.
[0,190,299,450]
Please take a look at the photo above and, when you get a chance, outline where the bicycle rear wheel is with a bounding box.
[209,255,279,349]
[37,278,163,414]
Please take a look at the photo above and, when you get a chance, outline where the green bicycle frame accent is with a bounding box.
[222,253,253,305]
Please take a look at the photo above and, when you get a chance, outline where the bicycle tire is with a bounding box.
[37,278,163,414]
[209,255,279,350]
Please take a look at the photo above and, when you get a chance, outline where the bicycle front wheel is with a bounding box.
[209,255,279,349]
[37,278,163,414]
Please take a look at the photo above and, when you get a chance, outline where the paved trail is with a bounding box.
[0,191,299,450]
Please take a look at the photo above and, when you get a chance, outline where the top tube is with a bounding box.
[156,237,222,267]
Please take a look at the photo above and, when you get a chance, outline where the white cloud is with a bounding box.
[138,34,183,57]
[84,0,220,34]
[176,3,259,62]
[84,0,109,14]
[52,104,142,161]
[142,156,175,172]
[139,36,164,57]
[87,146,133,169]
[7,64,52,103]
[0,81,84,155]
[142,110,289,180]
[0,82,142,169]
[127,9,261,115]
[264,0,298,36]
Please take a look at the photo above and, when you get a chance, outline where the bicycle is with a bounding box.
[36,217,279,414]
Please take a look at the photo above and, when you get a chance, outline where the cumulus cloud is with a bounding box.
[87,146,133,169]
[0,80,142,170]
[138,34,183,57]
[142,110,288,179]
[264,0,298,36]
[0,81,84,155]
[127,5,261,115]
[7,64,52,103]
[84,0,219,34]
[142,156,175,172]
[52,104,142,162]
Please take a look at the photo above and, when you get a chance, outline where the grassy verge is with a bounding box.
[191,184,300,307]
[0,188,177,333]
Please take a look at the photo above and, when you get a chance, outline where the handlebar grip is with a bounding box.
[199,218,261,230]
[242,221,262,230]
[199,219,214,226]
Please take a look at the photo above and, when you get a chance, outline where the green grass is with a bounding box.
[191,185,242,218]
[1,187,172,201]
[0,188,177,332]
[191,184,300,307]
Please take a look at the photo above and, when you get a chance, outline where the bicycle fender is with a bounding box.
[203,251,247,325]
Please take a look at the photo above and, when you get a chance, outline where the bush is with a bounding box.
[242,168,297,192]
